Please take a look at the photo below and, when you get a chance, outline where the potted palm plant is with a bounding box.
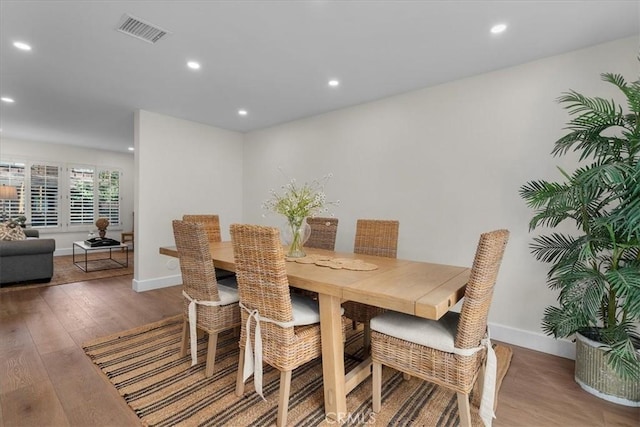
[520,71,640,406]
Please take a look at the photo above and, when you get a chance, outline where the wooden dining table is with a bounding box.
[159,241,471,422]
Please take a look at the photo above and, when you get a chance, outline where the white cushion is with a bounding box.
[289,294,345,326]
[290,294,321,326]
[370,310,461,353]
[217,282,239,305]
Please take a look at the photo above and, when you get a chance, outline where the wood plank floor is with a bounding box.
[1,275,638,426]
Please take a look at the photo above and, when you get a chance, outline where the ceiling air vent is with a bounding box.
[116,14,170,44]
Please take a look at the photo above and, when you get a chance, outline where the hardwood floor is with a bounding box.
[1,275,638,426]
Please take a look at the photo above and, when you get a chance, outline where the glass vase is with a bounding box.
[283,218,311,258]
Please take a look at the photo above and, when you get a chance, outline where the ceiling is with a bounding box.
[1,1,638,153]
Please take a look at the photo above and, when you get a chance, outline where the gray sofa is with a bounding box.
[0,229,56,285]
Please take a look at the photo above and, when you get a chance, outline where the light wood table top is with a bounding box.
[160,241,469,319]
[160,241,470,421]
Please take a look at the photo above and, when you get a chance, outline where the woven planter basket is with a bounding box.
[575,332,640,407]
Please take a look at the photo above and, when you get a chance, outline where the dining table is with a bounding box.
[159,241,471,422]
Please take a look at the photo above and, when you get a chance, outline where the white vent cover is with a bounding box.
[116,14,170,44]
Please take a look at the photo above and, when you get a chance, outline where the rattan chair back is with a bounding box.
[455,229,510,349]
[353,219,399,258]
[173,220,220,303]
[305,217,339,250]
[345,219,400,350]
[183,214,222,244]
[229,224,296,347]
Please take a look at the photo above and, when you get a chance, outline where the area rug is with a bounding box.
[0,251,133,293]
[83,315,512,427]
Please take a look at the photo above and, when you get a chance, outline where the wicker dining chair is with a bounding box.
[183,214,222,243]
[306,217,339,250]
[343,219,399,351]
[370,229,510,427]
[172,220,241,377]
[183,214,234,280]
[230,224,326,427]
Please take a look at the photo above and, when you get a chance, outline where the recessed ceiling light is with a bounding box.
[1,97,15,103]
[187,61,201,70]
[238,109,248,116]
[128,147,135,151]
[328,79,340,87]
[490,23,507,34]
[13,41,32,51]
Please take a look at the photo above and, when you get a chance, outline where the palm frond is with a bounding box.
[605,266,640,319]
[602,72,640,116]
[542,306,589,337]
[530,233,580,264]
[553,89,630,160]
[598,322,640,380]
[519,180,568,209]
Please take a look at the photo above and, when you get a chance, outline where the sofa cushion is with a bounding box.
[0,238,56,256]
[0,221,26,241]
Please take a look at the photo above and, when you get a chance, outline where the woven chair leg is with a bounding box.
[277,370,292,427]
[372,362,382,413]
[402,372,411,380]
[180,321,189,357]
[457,392,472,427]
[205,332,218,377]
[352,320,357,330]
[235,350,245,396]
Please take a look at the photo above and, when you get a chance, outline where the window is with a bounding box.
[0,161,26,221]
[98,169,121,225]
[30,164,59,227]
[69,166,95,226]
[0,159,121,230]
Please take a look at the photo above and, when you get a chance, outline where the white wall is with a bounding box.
[242,37,639,358]
[133,110,243,291]
[0,137,135,253]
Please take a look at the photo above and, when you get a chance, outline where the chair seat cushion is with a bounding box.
[217,282,240,304]
[289,294,345,326]
[370,310,461,353]
[290,294,321,326]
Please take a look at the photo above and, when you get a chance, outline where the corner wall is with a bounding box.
[133,110,243,291]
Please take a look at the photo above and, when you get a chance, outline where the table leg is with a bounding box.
[318,293,347,422]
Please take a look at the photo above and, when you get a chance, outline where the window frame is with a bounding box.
[0,157,122,232]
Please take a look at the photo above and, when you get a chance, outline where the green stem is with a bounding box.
[287,220,306,257]
[607,248,621,328]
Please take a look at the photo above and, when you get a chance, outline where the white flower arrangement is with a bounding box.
[262,173,339,227]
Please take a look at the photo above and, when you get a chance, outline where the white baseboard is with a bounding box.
[132,274,182,292]
[489,321,576,360]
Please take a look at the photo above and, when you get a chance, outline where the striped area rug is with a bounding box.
[83,315,512,427]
